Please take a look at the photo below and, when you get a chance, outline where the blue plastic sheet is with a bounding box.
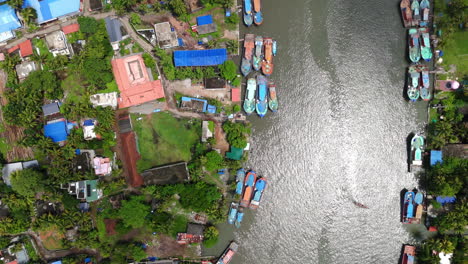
[174,49,227,67]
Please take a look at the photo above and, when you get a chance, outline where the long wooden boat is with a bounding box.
[240,170,257,207]
[243,78,256,114]
[216,241,239,264]
[408,28,420,63]
[268,82,278,112]
[400,0,413,27]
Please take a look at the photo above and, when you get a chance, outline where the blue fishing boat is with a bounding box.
[414,192,424,205]
[234,207,244,228]
[244,0,252,14]
[272,40,277,56]
[249,177,267,209]
[243,78,256,114]
[254,11,263,25]
[235,169,246,195]
[403,191,415,223]
[256,75,268,117]
[228,202,238,225]
[241,58,252,76]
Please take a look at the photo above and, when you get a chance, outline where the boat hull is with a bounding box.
[253,56,261,71]
[243,13,253,26]
[254,11,263,25]
[241,58,252,76]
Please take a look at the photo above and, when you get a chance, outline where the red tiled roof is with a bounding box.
[62,23,80,34]
[231,88,240,102]
[8,40,33,58]
[111,54,165,108]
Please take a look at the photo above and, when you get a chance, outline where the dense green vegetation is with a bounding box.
[222,121,251,149]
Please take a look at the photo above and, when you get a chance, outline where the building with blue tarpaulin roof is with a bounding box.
[0,0,21,42]
[174,49,227,67]
[180,97,208,112]
[197,15,213,26]
[206,105,217,114]
[430,150,442,166]
[23,0,81,24]
[44,121,69,143]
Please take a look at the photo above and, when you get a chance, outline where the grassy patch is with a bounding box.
[132,112,201,171]
[169,215,188,238]
[98,80,119,93]
[440,30,468,78]
[61,73,87,103]
[38,226,65,250]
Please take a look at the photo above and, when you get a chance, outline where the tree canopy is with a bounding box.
[10,169,46,197]
[426,157,468,196]
[202,150,224,171]
[117,196,151,229]
[222,121,250,148]
[219,60,237,82]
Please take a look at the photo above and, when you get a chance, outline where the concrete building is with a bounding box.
[154,22,178,49]
[15,61,37,80]
[90,92,118,109]
[45,31,74,57]
[2,160,39,186]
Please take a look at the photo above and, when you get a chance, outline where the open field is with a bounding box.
[440,30,468,78]
[132,112,201,172]
[38,226,65,250]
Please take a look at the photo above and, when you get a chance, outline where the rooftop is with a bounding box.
[15,61,37,80]
[83,119,97,140]
[42,102,61,116]
[2,160,38,186]
[45,31,68,51]
[231,88,241,102]
[226,146,243,160]
[44,120,68,143]
[180,97,207,112]
[187,223,204,236]
[90,92,118,109]
[93,157,112,175]
[72,152,91,173]
[205,77,226,89]
[62,23,80,34]
[105,17,124,43]
[174,49,227,67]
[141,162,190,185]
[22,0,81,24]
[0,1,21,35]
[8,40,34,58]
[89,0,103,10]
[112,54,165,108]
[118,116,132,134]
[154,22,178,49]
[197,23,217,35]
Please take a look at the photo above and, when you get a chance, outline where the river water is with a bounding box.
[204,0,429,262]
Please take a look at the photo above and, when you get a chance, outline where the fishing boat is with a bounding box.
[243,13,253,27]
[235,169,245,195]
[253,0,260,12]
[420,0,430,25]
[234,207,244,228]
[408,28,420,63]
[256,75,268,117]
[241,58,252,76]
[243,34,255,60]
[272,40,277,56]
[243,0,253,26]
[250,177,267,209]
[411,134,425,166]
[400,0,413,27]
[254,11,263,25]
[227,202,238,225]
[268,82,278,112]
[401,245,416,264]
[353,201,369,209]
[253,36,263,71]
[402,191,415,223]
[407,66,420,102]
[419,28,432,62]
[262,38,274,75]
[420,69,431,101]
[240,170,257,207]
[243,78,256,114]
[216,241,238,264]
[411,0,420,25]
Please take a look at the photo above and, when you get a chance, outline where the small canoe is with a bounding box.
[254,11,263,25]
[272,40,277,56]
[408,28,420,63]
[243,78,256,114]
[227,202,238,225]
[244,0,252,14]
[268,82,278,112]
[256,75,268,117]
[244,13,253,27]
[241,58,252,76]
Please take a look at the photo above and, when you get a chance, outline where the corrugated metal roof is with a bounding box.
[105,17,123,43]
[174,49,227,67]
[42,102,60,116]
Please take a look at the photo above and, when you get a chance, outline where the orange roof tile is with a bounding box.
[112,54,165,108]
[231,88,240,102]
[8,40,33,58]
[62,23,80,34]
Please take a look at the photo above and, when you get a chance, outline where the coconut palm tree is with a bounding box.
[20,7,37,25]
[7,0,24,10]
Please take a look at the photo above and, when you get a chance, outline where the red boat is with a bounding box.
[401,245,416,264]
[240,170,257,207]
[262,38,273,75]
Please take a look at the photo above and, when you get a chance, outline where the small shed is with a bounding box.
[206,104,217,114]
[42,102,60,116]
[226,146,243,160]
[205,77,226,89]
[187,223,204,236]
[174,49,227,67]
[231,88,241,102]
[180,97,208,112]
[196,15,217,35]
[105,17,126,49]
[83,119,97,140]
[62,23,80,35]
[141,162,190,185]
[430,150,442,166]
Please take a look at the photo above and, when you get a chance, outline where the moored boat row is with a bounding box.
[241,34,276,76]
[400,0,430,28]
[242,76,280,117]
[243,0,263,26]
[402,189,424,224]
[228,169,268,228]
[407,65,431,102]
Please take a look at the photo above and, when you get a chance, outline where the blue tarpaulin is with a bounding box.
[44,121,68,142]
[178,38,184,47]
[430,150,442,166]
[207,105,217,114]
[0,1,21,34]
[23,0,80,23]
[197,15,213,26]
[174,49,227,67]
[436,196,456,205]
